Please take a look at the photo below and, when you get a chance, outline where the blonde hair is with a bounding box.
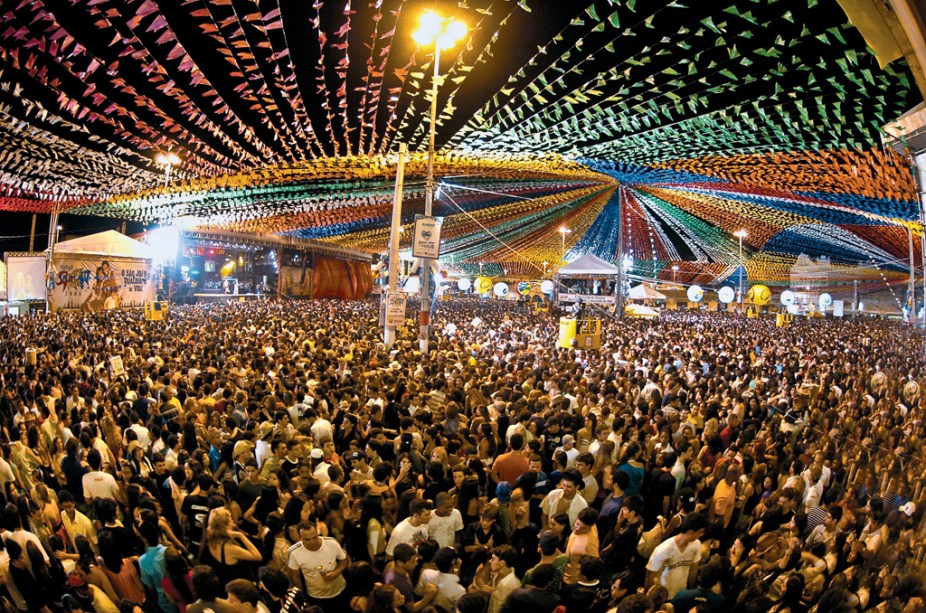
[205,508,232,544]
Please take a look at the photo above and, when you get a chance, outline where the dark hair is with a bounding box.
[225,578,259,605]
[191,565,221,601]
[164,547,194,603]
[622,494,644,516]
[393,542,417,563]
[258,566,291,598]
[579,555,604,581]
[433,547,458,573]
[408,498,432,517]
[492,544,517,568]
[526,563,557,588]
[678,512,709,534]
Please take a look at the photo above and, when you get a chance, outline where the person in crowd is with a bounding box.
[0,297,922,613]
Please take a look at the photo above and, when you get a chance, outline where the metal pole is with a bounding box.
[909,225,916,323]
[385,143,407,348]
[738,235,744,304]
[46,206,59,314]
[561,231,566,265]
[419,46,441,354]
[616,187,625,317]
[29,214,36,252]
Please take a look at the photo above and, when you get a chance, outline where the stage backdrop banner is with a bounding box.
[280,265,313,297]
[49,255,154,311]
[313,255,374,299]
[7,255,47,301]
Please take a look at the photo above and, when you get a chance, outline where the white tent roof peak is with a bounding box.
[51,230,155,259]
[628,284,667,300]
[557,252,620,275]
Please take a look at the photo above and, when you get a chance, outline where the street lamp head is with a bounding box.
[734,229,748,239]
[412,11,467,50]
[156,152,181,166]
[559,226,570,235]
[672,265,679,271]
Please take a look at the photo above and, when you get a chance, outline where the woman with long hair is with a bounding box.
[360,493,387,564]
[75,535,120,604]
[198,507,262,586]
[97,531,146,605]
[365,583,405,613]
[161,546,195,613]
[262,512,289,572]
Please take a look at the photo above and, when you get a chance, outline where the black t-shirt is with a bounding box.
[181,494,211,546]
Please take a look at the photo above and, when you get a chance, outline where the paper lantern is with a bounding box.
[748,284,771,306]
[787,304,800,315]
[540,280,555,294]
[780,290,795,306]
[517,281,531,295]
[686,285,704,302]
[819,293,833,309]
[493,282,509,297]
[457,278,471,291]
[718,286,735,304]
[474,277,493,294]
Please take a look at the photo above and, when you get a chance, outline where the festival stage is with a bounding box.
[193,293,264,304]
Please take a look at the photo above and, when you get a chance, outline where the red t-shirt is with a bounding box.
[494,452,529,484]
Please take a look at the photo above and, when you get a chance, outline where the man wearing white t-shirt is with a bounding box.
[646,513,708,598]
[287,521,348,603]
[385,499,431,558]
[81,449,123,505]
[428,493,464,549]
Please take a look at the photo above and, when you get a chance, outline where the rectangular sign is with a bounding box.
[556,293,617,305]
[833,300,844,317]
[48,255,155,311]
[412,215,443,259]
[385,293,407,327]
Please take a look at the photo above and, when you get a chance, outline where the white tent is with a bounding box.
[557,253,620,276]
[628,283,667,301]
[0,260,6,299]
[52,230,155,259]
[625,303,660,318]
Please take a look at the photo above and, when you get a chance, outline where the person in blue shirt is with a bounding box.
[138,520,179,613]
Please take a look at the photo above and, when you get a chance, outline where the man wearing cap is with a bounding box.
[254,421,276,468]
[554,434,579,469]
[232,440,255,484]
[540,470,587,528]
[349,451,374,484]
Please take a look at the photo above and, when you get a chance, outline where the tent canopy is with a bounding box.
[625,304,660,318]
[557,253,620,276]
[628,284,668,300]
[51,230,155,259]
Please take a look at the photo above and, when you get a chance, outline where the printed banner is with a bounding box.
[385,293,407,327]
[280,265,313,297]
[412,215,443,259]
[556,293,617,304]
[49,256,154,311]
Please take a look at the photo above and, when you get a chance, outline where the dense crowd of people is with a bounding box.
[0,296,924,613]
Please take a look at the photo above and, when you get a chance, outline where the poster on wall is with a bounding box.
[280,265,313,297]
[6,255,47,301]
[49,256,155,311]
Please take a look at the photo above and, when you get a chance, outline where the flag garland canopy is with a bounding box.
[0,0,921,284]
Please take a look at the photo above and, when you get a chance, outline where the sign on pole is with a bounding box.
[386,293,407,327]
[412,215,443,259]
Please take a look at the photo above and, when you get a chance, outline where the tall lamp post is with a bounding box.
[412,11,466,354]
[155,151,181,185]
[559,226,571,267]
[734,229,748,304]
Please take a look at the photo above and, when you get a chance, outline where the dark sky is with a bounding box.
[0,212,146,255]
